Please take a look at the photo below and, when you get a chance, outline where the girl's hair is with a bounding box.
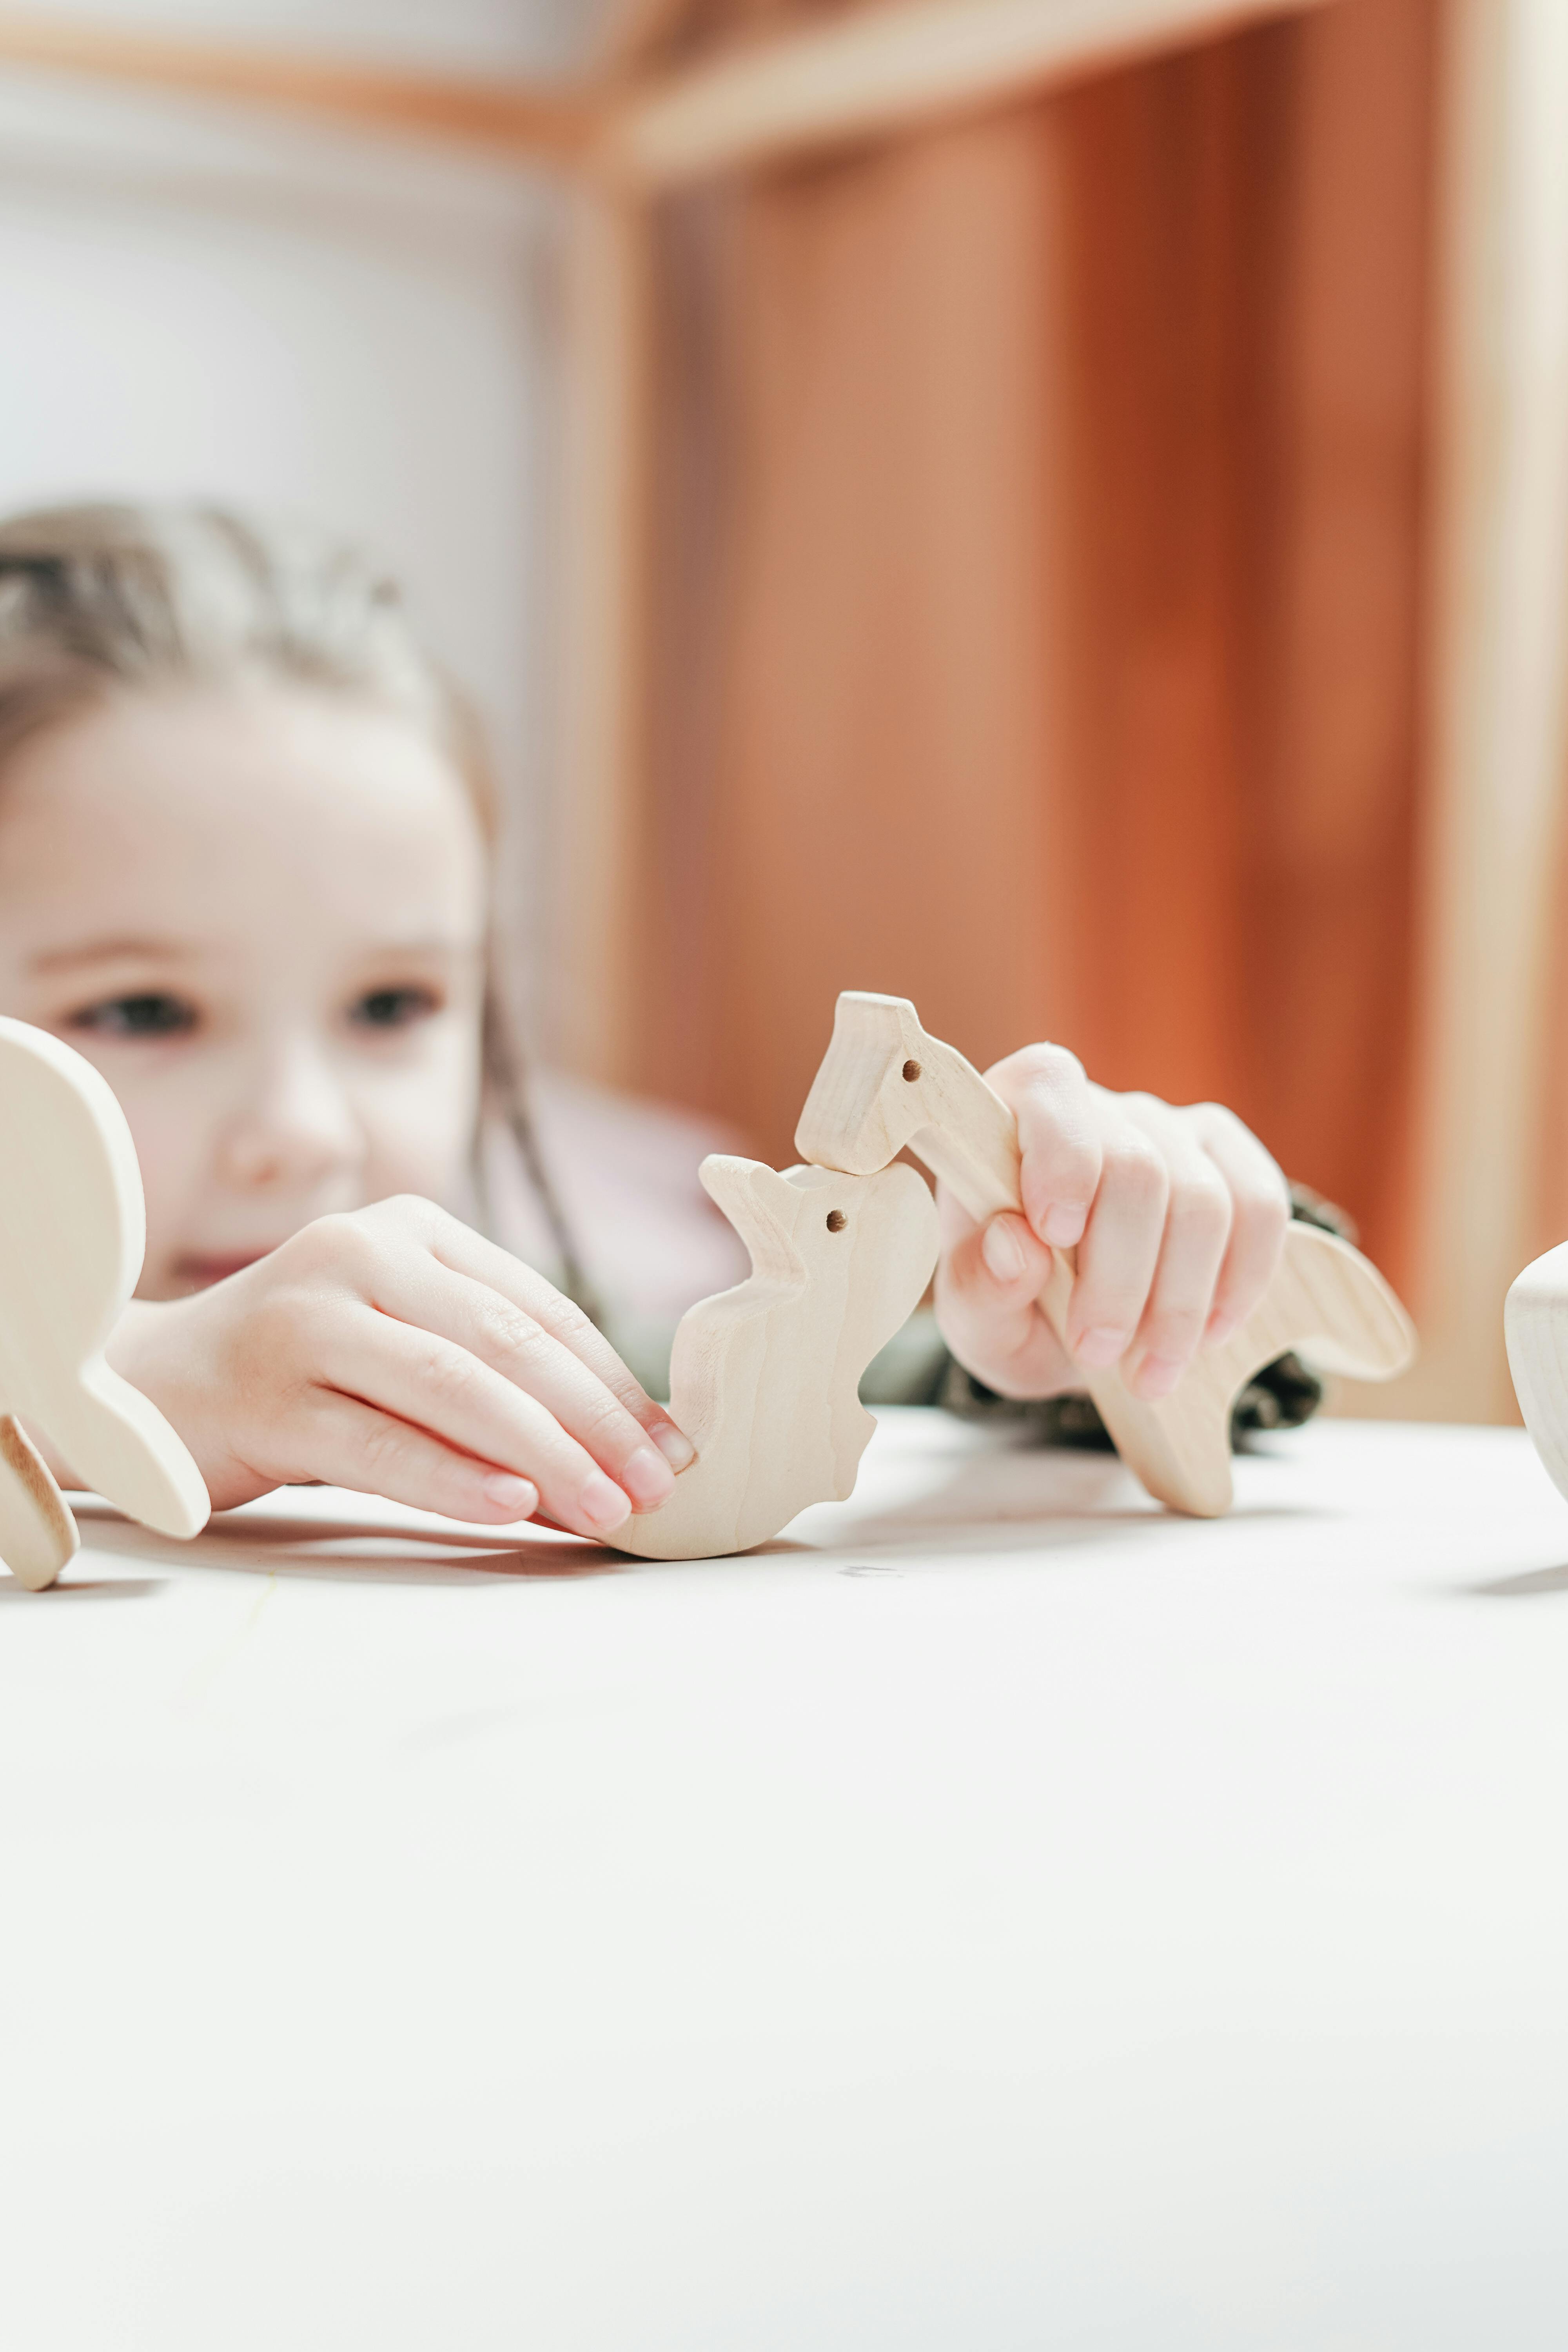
[0,500,595,1310]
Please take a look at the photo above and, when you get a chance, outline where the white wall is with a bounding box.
[0,0,603,1013]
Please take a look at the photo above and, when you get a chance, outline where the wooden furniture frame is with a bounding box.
[4,0,1561,1421]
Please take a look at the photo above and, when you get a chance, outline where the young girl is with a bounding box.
[0,503,1294,1541]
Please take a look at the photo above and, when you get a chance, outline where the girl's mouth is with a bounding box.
[171,1249,278,1290]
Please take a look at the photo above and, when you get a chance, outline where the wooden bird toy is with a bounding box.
[612,1153,939,1559]
[0,1018,210,1590]
[796,991,1417,1518]
[1505,1245,1568,1502]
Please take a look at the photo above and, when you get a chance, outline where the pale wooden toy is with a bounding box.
[612,1153,938,1559]
[1504,1246,1568,1503]
[0,1018,211,1590]
[796,992,1417,1519]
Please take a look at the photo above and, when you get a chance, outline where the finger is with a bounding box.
[294,1390,542,1527]
[1063,1112,1169,1369]
[934,1199,1077,1398]
[317,1301,641,1540]
[985,1045,1102,1249]
[365,1198,695,1470]
[1191,1105,1291,1339]
[367,1249,681,1514]
[1121,1142,1233,1400]
[937,1207,1053,1367]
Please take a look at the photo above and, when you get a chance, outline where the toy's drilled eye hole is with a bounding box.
[901,1058,921,1083]
[826,1210,847,1233]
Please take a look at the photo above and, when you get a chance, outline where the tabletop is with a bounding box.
[4,1409,1568,2352]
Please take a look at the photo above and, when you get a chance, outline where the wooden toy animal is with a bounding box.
[612,1153,939,1559]
[1505,1245,1568,1501]
[0,1018,210,1590]
[796,992,1416,1519]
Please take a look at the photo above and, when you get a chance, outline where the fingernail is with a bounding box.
[578,1471,632,1534]
[1133,1354,1185,1400]
[1043,1203,1087,1248]
[982,1217,1027,1283]
[620,1443,675,1509]
[651,1420,696,1472]
[483,1472,538,1516]
[1075,1325,1129,1368]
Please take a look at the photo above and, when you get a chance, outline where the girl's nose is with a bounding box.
[216,1042,365,1193]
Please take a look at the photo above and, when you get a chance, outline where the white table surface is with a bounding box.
[4,1410,1568,2351]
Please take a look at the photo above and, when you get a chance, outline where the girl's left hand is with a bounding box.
[933,1044,1292,1403]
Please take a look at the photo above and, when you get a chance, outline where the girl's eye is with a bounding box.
[350,985,441,1032]
[67,993,198,1038]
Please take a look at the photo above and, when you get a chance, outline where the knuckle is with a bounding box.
[290,1209,389,1290]
[1196,1101,1261,1152]
[1169,1167,1232,1246]
[1233,1183,1291,1255]
[372,1192,440,1234]
[535,1292,596,1354]
[279,1212,352,1273]
[1013,1040,1085,1090]
[419,1341,485,1412]
[1104,1136,1168,1208]
[575,1390,629,1452]
[357,1417,413,1481]
[1145,1303,1203,1353]
[472,1296,543,1367]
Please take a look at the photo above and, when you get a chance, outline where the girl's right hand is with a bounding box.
[105,1196,695,1539]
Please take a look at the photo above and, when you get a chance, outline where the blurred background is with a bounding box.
[0,0,1561,1422]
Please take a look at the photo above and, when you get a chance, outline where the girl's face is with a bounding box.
[0,684,489,1299]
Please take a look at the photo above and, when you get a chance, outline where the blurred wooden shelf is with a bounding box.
[0,0,1333,181]
[0,8,598,162]
[602,0,1336,189]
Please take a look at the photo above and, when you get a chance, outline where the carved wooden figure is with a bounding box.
[612,1153,939,1559]
[1504,1246,1568,1503]
[0,1018,210,1590]
[797,992,1416,1519]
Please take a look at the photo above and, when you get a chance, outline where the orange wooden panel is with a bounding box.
[1049,0,1433,1280]
[632,0,1434,1285]
[637,113,1067,1148]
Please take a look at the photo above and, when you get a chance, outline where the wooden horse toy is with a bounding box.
[1505,1246,1568,1503]
[797,992,1417,1518]
[0,1018,210,1589]
[612,1154,938,1559]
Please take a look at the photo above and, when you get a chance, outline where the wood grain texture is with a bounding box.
[602,0,1336,188]
[0,1020,209,1589]
[0,1414,78,1594]
[612,1153,939,1558]
[798,993,1416,1516]
[634,109,1063,1126]
[1049,0,1432,1294]
[627,7,1431,1296]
